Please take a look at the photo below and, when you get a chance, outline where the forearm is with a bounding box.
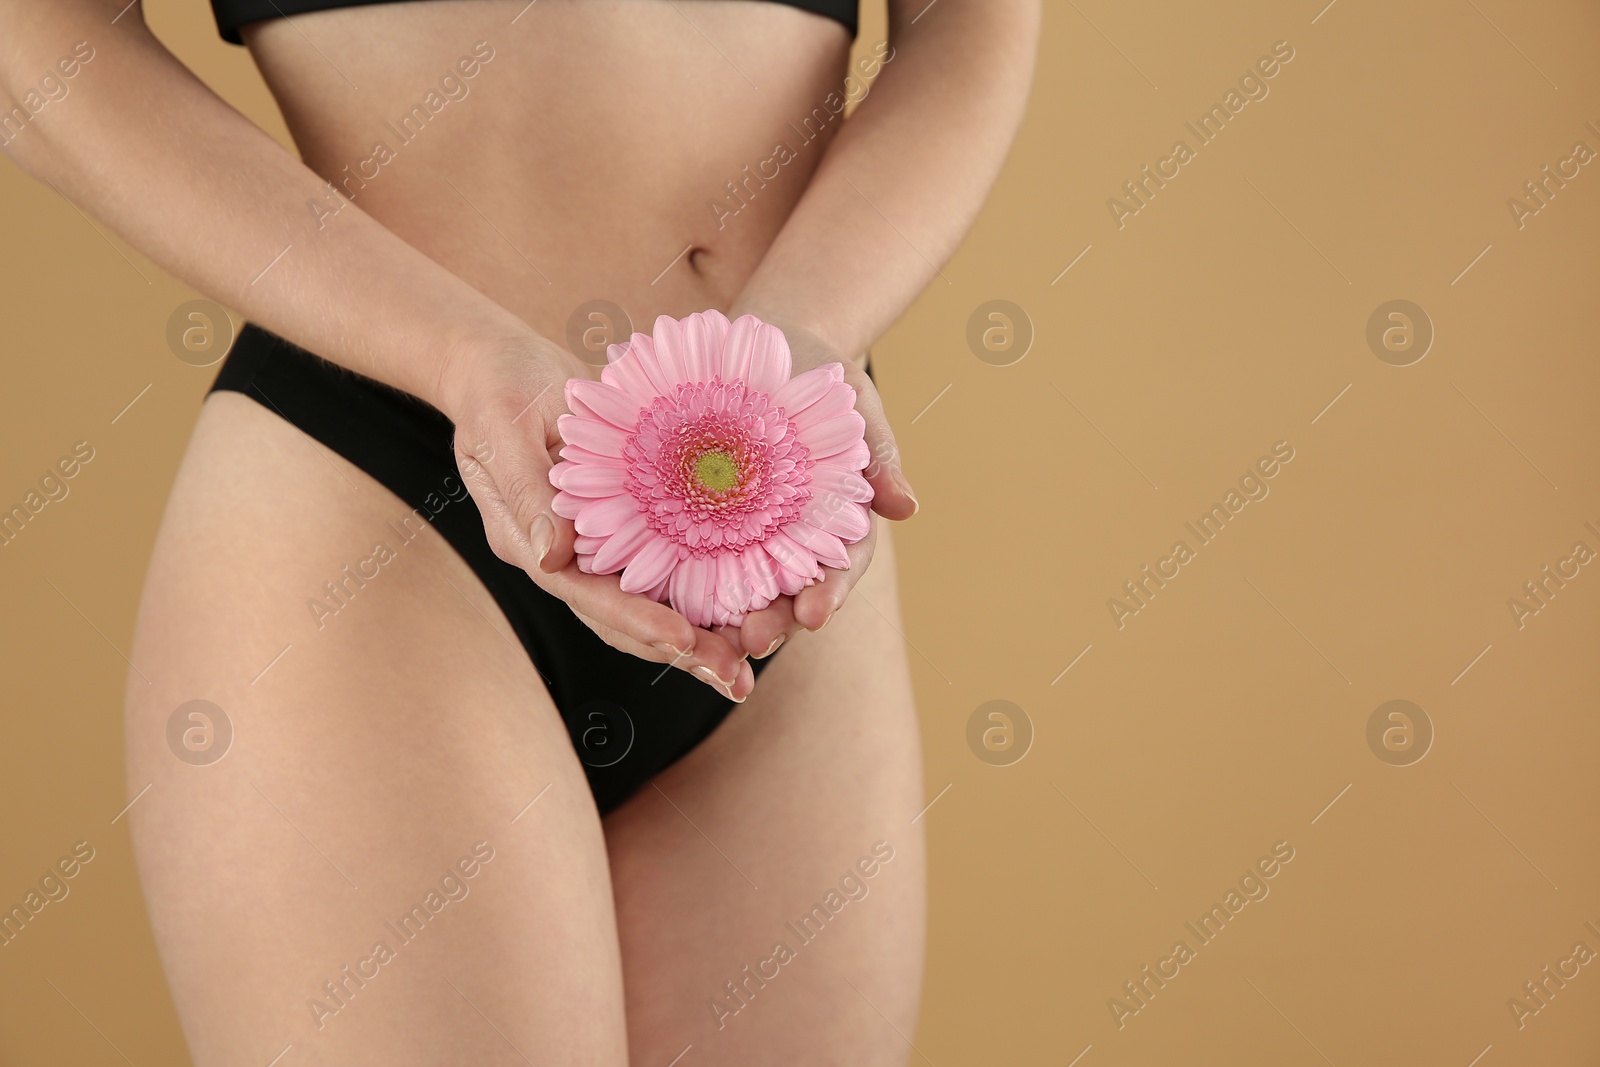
[732,0,1039,356]
[0,1,534,413]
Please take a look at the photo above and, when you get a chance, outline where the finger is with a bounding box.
[570,606,681,664]
[455,393,575,576]
[546,564,699,656]
[682,627,753,701]
[845,362,917,521]
[566,602,742,703]
[794,518,877,630]
[537,506,577,574]
[534,394,579,573]
[794,564,851,631]
[460,442,574,580]
[506,409,577,575]
[454,428,545,573]
[737,596,800,659]
[553,568,749,701]
[711,622,769,667]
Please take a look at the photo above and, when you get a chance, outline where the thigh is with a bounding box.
[124,394,627,1066]
[604,524,928,1067]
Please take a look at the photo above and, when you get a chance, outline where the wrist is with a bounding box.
[728,299,863,371]
[435,321,569,423]
[729,298,827,351]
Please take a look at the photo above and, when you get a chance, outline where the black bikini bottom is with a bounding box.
[209,323,778,814]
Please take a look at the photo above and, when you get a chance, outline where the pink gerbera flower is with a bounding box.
[549,310,874,627]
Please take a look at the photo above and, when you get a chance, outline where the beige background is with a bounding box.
[4,0,1599,1063]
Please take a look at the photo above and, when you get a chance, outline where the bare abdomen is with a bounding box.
[243,0,853,344]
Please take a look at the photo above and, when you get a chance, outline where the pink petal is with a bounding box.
[772,363,844,418]
[722,315,759,382]
[590,513,652,574]
[802,497,871,543]
[574,534,606,554]
[618,332,673,397]
[669,555,716,627]
[740,544,780,602]
[651,315,690,386]
[747,322,792,396]
[558,443,625,467]
[714,552,749,616]
[600,352,658,409]
[557,414,628,458]
[784,521,850,569]
[568,378,645,432]
[827,438,871,471]
[796,411,866,458]
[680,310,729,383]
[808,463,874,503]
[575,494,641,537]
[774,562,810,596]
[694,558,719,625]
[789,381,857,430]
[552,490,587,520]
[763,530,822,581]
[619,534,680,594]
[714,584,761,627]
[553,462,626,497]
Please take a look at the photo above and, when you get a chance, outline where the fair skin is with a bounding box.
[1,0,1037,1061]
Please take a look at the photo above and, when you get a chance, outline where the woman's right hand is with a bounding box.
[440,334,756,700]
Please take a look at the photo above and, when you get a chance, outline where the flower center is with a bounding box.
[693,449,740,492]
[623,377,814,558]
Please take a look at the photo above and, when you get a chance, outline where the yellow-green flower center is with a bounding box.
[694,450,740,491]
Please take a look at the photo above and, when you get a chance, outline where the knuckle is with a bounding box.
[618,598,664,640]
[452,424,498,477]
[500,470,548,522]
[480,520,523,568]
[584,619,636,656]
[457,440,496,477]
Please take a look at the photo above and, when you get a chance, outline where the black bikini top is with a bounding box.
[210,0,858,45]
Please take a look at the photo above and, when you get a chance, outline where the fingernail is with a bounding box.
[757,634,786,659]
[734,660,754,703]
[529,513,554,567]
[891,469,919,515]
[654,641,693,661]
[692,664,736,691]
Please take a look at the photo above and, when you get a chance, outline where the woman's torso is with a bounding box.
[241,0,854,349]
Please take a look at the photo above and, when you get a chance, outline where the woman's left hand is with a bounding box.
[720,316,919,659]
